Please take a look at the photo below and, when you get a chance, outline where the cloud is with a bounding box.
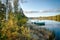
[42,9,60,13]
[24,10,40,13]
[24,9,60,13]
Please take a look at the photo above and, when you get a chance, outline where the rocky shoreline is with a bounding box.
[26,23,55,40]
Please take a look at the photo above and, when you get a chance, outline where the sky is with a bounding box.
[1,0,60,17]
[20,0,60,17]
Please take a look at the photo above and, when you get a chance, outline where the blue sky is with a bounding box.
[1,0,60,17]
[20,0,60,17]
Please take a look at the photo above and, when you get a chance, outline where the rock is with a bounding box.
[27,23,55,40]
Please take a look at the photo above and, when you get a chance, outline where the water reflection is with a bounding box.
[28,19,60,40]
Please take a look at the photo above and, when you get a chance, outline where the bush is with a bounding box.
[0,12,30,40]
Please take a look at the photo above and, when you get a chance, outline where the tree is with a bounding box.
[14,0,19,13]
[8,0,13,12]
[15,8,27,26]
[0,1,6,20]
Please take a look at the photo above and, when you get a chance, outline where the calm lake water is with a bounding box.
[45,21,60,40]
[28,20,60,40]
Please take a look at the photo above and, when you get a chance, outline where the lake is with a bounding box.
[28,19,60,40]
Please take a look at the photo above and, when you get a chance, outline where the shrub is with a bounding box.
[0,12,30,40]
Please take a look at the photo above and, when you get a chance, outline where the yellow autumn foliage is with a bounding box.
[20,26,30,37]
[0,12,31,40]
